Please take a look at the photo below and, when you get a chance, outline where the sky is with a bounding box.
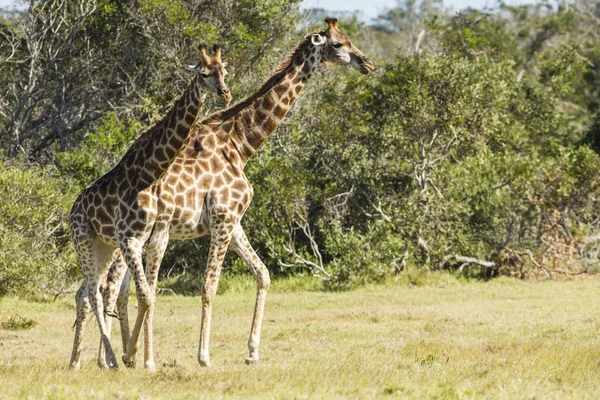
[0,0,531,21]
[302,0,510,20]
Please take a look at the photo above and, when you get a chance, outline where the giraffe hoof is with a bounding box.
[122,355,136,369]
[107,356,119,370]
[245,357,259,365]
[198,359,211,367]
[68,362,81,371]
[97,360,110,370]
[144,361,156,372]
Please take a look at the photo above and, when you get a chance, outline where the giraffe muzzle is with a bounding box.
[218,88,232,102]
[359,57,375,74]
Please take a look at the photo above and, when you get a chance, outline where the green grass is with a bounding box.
[1,275,600,399]
[1,314,38,331]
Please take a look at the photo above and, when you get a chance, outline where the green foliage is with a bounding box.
[321,221,402,291]
[419,353,440,366]
[56,113,141,188]
[159,273,322,295]
[1,0,301,156]
[0,160,78,295]
[3,0,600,296]
[263,26,600,284]
[538,43,587,97]
[1,315,38,330]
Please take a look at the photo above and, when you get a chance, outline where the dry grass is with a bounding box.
[1,275,600,399]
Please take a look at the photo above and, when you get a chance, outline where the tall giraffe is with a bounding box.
[68,43,231,371]
[75,17,374,369]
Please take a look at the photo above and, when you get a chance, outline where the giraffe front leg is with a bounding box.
[69,281,91,370]
[121,238,154,368]
[117,267,131,356]
[198,224,233,367]
[231,225,270,365]
[143,230,169,372]
[98,254,129,368]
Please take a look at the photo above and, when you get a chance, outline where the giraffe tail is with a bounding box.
[104,309,119,319]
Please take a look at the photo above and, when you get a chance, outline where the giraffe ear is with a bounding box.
[183,61,204,73]
[311,34,326,46]
[183,64,203,74]
[310,33,327,46]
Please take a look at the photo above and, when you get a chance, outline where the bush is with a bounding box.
[56,112,141,188]
[160,34,600,287]
[262,43,600,283]
[1,315,38,331]
[3,3,600,296]
[0,159,78,296]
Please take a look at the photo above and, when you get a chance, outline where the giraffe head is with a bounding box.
[186,43,232,102]
[312,17,374,75]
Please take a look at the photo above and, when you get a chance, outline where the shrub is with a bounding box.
[1,315,38,331]
[0,159,78,296]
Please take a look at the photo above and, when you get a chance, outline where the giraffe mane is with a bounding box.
[130,77,204,142]
[202,34,317,124]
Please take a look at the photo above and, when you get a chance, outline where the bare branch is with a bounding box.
[443,254,496,268]
[365,193,392,222]
[414,29,426,55]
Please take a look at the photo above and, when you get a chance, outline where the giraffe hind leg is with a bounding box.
[97,276,111,369]
[121,237,154,369]
[76,235,120,370]
[231,225,270,365]
[70,257,129,370]
[68,281,91,370]
[117,266,131,356]
[98,254,129,368]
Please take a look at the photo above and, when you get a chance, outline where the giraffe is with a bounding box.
[74,17,374,369]
[68,43,231,371]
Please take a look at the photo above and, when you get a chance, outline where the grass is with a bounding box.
[1,274,600,399]
[1,314,38,331]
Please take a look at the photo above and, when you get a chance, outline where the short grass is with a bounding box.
[1,274,600,399]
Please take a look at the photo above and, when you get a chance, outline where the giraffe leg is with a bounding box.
[143,230,170,371]
[121,238,155,368]
[98,255,129,368]
[68,281,91,370]
[97,277,112,369]
[231,225,271,365]
[76,236,120,370]
[117,267,131,355]
[198,223,234,367]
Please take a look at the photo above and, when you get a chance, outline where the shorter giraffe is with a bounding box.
[68,43,230,371]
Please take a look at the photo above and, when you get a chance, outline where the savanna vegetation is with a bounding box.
[1,276,600,398]
[2,0,600,297]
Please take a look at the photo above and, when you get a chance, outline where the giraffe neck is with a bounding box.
[229,41,323,163]
[120,75,207,186]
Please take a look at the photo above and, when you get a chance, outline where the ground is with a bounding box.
[1,274,600,399]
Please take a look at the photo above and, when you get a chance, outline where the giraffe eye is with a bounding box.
[200,72,209,78]
[332,42,343,49]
